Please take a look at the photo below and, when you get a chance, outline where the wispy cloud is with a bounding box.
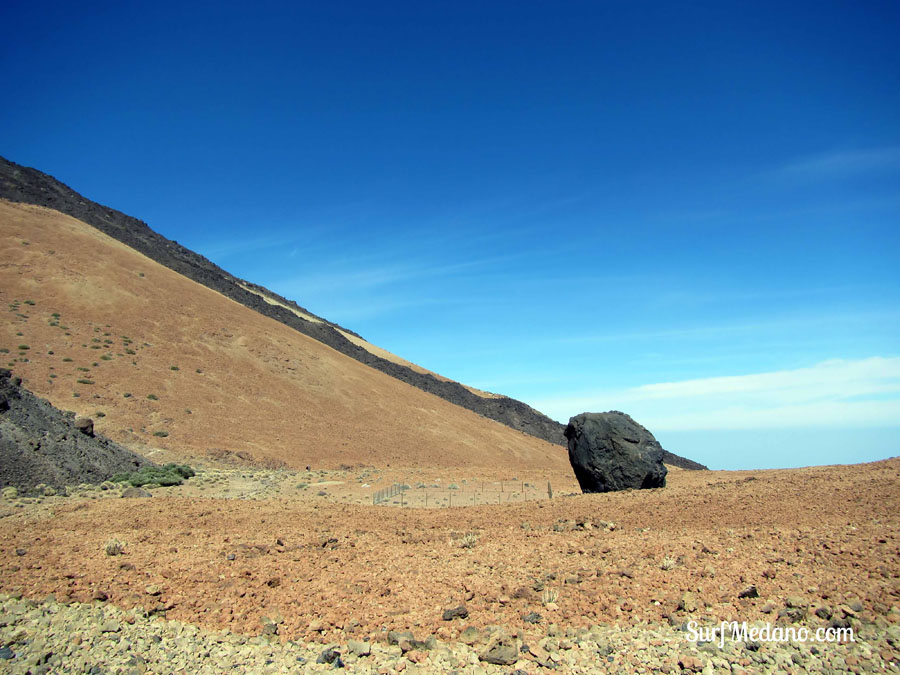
[774,145,900,182]
[531,357,900,430]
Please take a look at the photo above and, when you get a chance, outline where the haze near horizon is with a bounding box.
[2,1,898,470]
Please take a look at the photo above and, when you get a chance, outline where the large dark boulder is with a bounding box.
[564,411,667,493]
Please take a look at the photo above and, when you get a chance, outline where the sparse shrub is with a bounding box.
[296,483,308,490]
[77,367,90,372]
[0,349,7,354]
[1,487,18,500]
[661,556,677,571]
[23,300,35,306]
[459,532,479,549]
[17,345,29,350]
[153,431,169,437]
[170,366,179,371]
[147,394,158,400]
[105,539,125,556]
[541,588,559,605]
[101,355,112,361]
[76,379,94,385]
[123,393,132,398]
[62,357,73,362]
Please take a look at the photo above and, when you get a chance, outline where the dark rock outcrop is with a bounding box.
[564,411,667,493]
[0,369,151,491]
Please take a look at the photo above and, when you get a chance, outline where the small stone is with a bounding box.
[442,605,469,621]
[75,417,94,436]
[92,589,108,602]
[847,598,864,613]
[480,640,519,666]
[317,647,341,665]
[738,585,759,599]
[679,655,704,672]
[145,585,162,596]
[14,549,26,557]
[100,621,121,633]
[522,611,542,624]
[679,592,698,613]
[815,606,833,620]
[348,640,371,656]
[0,646,14,660]
[459,626,482,645]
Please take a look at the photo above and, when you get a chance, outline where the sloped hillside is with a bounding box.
[0,200,570,474]
[0,156,707,470]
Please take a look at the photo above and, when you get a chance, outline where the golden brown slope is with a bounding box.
[0,200,570,475]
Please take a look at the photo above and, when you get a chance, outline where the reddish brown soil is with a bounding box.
[2,458,897,647]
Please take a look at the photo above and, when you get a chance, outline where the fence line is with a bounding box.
[372,482,408,505]
[372,480,555,508]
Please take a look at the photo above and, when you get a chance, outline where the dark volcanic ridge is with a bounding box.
[0,369,150,491]
[0,156,706,470]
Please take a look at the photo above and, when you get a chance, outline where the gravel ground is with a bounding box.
[0,594,897,674]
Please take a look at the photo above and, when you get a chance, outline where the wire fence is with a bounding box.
[372,482,409,505]
[372,480,556,508]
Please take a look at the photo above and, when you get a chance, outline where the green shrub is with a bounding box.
[62,357,73,362]
[17,345,29,350]
[112,464,195,488]
[153,431,169,437]
[170,365,179,371]
[147,394,158,400]
[76,379,94,385]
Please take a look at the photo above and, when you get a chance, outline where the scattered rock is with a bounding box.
[679,591,698,613]
[347,640,371,656]
[738,585,759,599]
[75,417,94,437]
[523,611,542,624]
[479,638,520,666]
[442,605,468,621]
[317,647,341,666]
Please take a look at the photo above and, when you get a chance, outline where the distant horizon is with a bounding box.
[2,1,898,470]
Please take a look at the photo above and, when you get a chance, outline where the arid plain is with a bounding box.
[2,198,899,672]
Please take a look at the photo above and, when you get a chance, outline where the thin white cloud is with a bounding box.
[532,357,900,430]
[775,145,900,182]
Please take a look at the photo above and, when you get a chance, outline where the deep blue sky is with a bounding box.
[3,1,899,469]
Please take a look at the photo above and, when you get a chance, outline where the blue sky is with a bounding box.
[2,1,899,469]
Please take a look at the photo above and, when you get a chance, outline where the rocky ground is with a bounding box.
[0,458,898,672]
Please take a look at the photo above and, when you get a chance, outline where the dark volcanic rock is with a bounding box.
[74,417,94,437]
[0,369,151,491]
[564,412,667,493]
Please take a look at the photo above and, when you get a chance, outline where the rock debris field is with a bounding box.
[1,458,899,673]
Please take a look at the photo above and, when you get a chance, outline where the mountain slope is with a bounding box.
[0,199,571,474]
[0,156,707,470]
